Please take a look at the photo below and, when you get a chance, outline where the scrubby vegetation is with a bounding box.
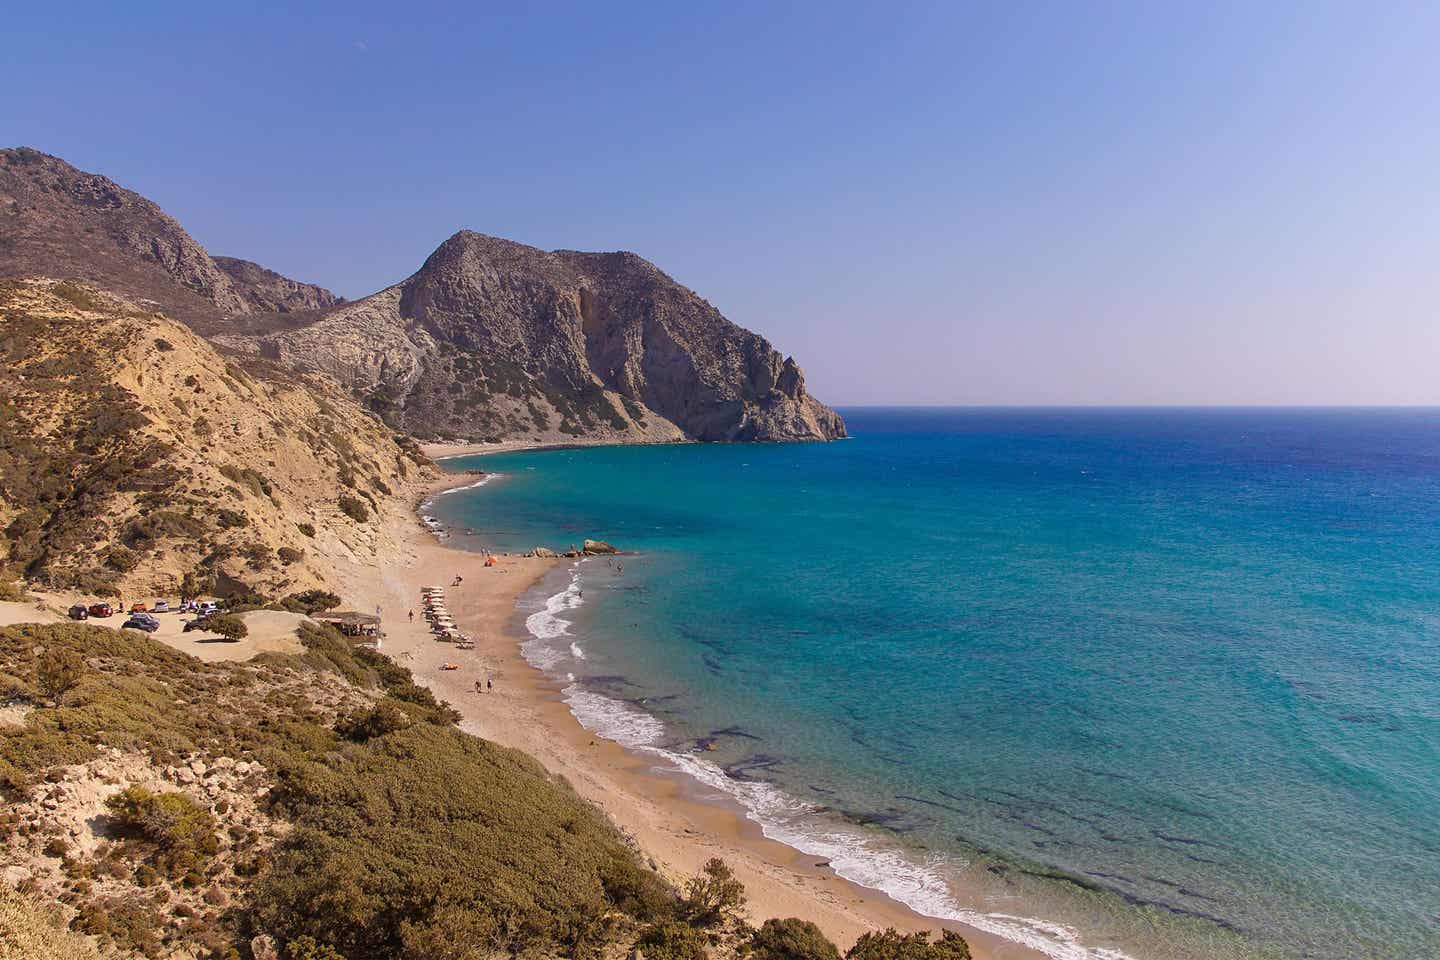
[0,620,969,960]
[105,785,219,877]
[337,495,369,522]
[279,589,339,614]
[0,886,103,960]
[846,930,972,960]
[747,918,843,960]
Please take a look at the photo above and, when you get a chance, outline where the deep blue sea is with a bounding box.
[430,409,1440,960]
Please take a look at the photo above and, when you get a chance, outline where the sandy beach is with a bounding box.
[2,463,1045,958]
[328,470,1049,960]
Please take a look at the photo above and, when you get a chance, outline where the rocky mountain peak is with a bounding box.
[0,148,338,336]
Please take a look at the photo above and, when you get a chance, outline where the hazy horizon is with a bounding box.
[9,2,1440,406]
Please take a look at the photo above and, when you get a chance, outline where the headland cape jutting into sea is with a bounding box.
[430,407,1440,960]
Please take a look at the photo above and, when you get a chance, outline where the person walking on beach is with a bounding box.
[486,677,493,693]
[474,680,482,695]
[408,609,414,623]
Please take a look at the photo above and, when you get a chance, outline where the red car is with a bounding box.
[129,602,148,613]
[87,602,115,618]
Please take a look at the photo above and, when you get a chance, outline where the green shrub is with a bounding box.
[337,496,369,522]
[333,702,410,742]
[104,546,139,573]
[255,722,657,958]
[383,680,460,724]
[599,857,677,922]
[635,921,710,960]
[153,339,174,352]
[216,509,248,529]
[105,786,219,878]
[36,649,85,706]
[750,919,842,960]
[293,623,375,687]
[0,581,29,601]
[280,590,338,614]
[284,936,345,960]
[845,929,971,960]
[681,858,745,926]
[205,615,248,642]
[296,523,316,538]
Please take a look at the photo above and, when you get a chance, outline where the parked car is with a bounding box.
[122,616,160,633]
[129,602,148,613]
[87,603,114,617]
[183,617,212,633]
[152,600,170,613]
[67,604,89,620]
[197,601,220,616]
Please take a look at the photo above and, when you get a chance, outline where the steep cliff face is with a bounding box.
[0,148,338,336]
[227,232,846,442]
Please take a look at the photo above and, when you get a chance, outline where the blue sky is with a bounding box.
[6,2,1440,404]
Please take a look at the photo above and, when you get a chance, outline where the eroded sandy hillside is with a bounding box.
[0,278,435,599]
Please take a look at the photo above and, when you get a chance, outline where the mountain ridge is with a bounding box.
[0,147,845,443]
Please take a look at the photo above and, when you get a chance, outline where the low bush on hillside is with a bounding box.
[845,929,972,960]
[333,702,410,741]
[296,522,316,538]
[216,509,248,529]
[337,496,369,522]
[682,857,747,926]
[105,786,219,877]
[749,918,844,960]
[635,920,711,960]
[36,649,85,706]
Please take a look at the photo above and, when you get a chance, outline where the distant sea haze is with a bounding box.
[435,408,1440,960]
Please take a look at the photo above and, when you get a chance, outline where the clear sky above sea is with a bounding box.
[5,2,1440,405]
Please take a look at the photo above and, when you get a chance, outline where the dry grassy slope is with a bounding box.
[0,888,103,960]
[0,278,435,599]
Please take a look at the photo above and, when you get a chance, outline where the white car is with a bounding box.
[197,601,220,616]
[152,600,170,613]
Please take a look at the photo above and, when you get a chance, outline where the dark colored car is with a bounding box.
[67,604,89,620]
[122,616,160,633]
[182,617,212,633]
[87,603,114,617]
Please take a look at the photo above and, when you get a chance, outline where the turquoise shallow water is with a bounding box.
[430,409,1440,960]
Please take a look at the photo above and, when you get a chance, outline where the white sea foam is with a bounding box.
[420,473,500,513]
[519,572,1138,960]
[433,473,501,498]
[570,642,587,660]
[562,686,665,747]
